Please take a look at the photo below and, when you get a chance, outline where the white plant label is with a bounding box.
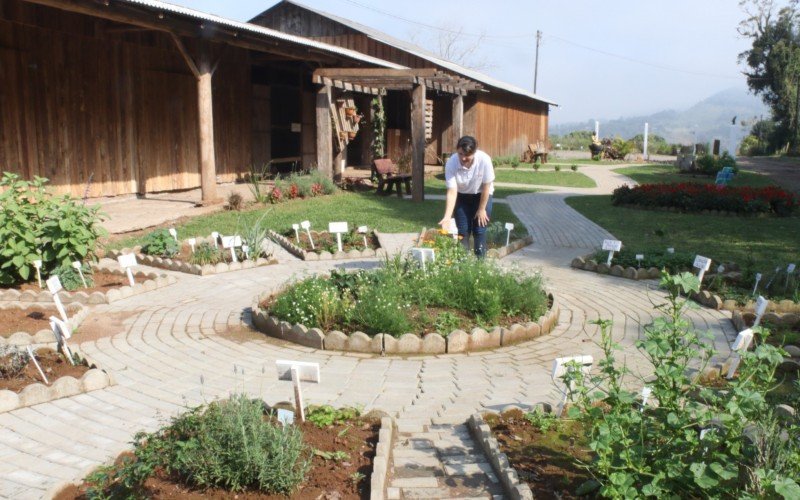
[242,244,250,260]
[666,247,675,254]
[300,221,314,249]
[635,254,644,266]
[49,316,75,365]
[753,273,762,295]
[211,231,220,248]
[410,247,435,271]
[753,296,769,327]
[26,346,49,385]
[46,275,63,295]
[221,235,242,263]
[717,265,726,274]
[276,360,320,423]
[552,355,593,416]
[277,408,295,426]
[788,264,796,273]
[33,259,43,288]
[357,226,368,247]
[504,222,514,247]
[188,237,197,253]
[328,222,349,252]
[292,223,300,244]
[117,253,137,287]
[71,261,88,288]
[693,255,712,283]
[727,328,755,379]
[168,228,178,241]
[641,387,652,411]
[602,239,622,252]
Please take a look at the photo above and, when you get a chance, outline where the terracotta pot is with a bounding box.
[345,107,356,117]
[348,132,357,139]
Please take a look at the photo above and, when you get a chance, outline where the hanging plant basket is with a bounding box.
[345,107,357,117]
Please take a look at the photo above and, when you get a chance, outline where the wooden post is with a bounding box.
[197,52,218,205]
[452,94,463,148]
[410,83,426,202]
[316,84,333,178]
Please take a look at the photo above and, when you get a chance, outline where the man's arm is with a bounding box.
[475,182,492,227]
[438,187,458,229]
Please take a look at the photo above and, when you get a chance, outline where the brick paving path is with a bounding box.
[0,165,737,499]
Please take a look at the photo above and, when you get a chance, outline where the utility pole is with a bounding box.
[533,30,541,93]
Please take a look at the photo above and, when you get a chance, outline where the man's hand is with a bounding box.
[438,218,453,231]
[475,209,490,227]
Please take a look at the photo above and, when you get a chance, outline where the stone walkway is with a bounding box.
[0,164,737,499]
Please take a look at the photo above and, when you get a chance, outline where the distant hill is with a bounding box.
[551,88,769,144]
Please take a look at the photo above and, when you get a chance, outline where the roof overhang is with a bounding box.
[312,68,482,96]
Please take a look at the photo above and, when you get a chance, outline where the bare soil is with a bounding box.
[55,417,380,499]
[737,156,800,194]
[4,270,147,294]
[283,230,380,254]
[0,305,80,336]
[0,348,90,392]
[74,310,140,343]
[485,409,592,500]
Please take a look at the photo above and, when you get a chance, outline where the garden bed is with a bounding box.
[0,303,89,347]
[269,229,384,261]
[0,347,112,413]
[0,262,176,304]
[53,400,395,500]
[416,227,533,259]
[107,237,278,276]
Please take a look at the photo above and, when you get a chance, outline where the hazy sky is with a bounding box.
[179,0,759,124]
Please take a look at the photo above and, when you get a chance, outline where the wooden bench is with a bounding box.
[371,158,411,197]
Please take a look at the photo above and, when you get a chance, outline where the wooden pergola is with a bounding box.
[312,68,482,202]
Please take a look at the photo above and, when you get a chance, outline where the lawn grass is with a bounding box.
[566,195,800,269]
[111,191,527,249]
[614,164,776,188]
[424,176,544,198]
[494,169,597,188]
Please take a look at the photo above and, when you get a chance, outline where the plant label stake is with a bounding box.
[242,244,250,260]
[448,218,458,240]
[504,222,514,247]
[49,316,75,365]
[211,231,220,248]
[786,263,796,287]
[168,228,178,242]
[753,296,768,327]
[552,355,593,416]
[45,276,70,323]
[26,346,49,385]
[640,387,652,411]
[357,226,369,248]
[117,253,137,287]
[188,237,197,254]
[602,239,622,265]
[292,223,301,244]
[693,255,712,283]
[752,273,762,295]
[276,360,320,423]
[765,267,780,290]
[666,247,675,254]
[71,261,88,288]
[33,259,43,288]
[221,235,242,263]
[726,328,754,379]
[300,221,315,250]
[410,248,435,272]
[635,254,644,267]
[277,408,295,426]
[328,222,349,253]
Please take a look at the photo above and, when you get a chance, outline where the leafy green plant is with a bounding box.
[140,229,179,258]
[571,164,578,172]
[554,164,562,172]
[0,173,105,285]
[313,449,349,462]
[306,405,361,428]
[524,407,558,432]
[533,162,541,172]
[350,471,366,486]
[371,96,386,159]
[55,264,94,291]
[83,395,309,497]
[189,242,224,266]
[433,311,460,334]
[248,163,272,204]
[237,212,271,260]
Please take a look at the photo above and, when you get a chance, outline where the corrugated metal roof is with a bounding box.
[118,0,406,69]
[265,0,558,106]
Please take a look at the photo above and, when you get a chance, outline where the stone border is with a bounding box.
[0,353,114,414]
[106,237,278,275]
[268,229,385,261]
[0,263,176,304]
[0,303,89,348]
[468,412,533,500]
[571,255,660,281]
[251,293,560,355]
[370,416,395,500]
[694,291,800,313]
[416,228,533,259]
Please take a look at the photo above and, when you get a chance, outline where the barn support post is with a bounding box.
[315,84,333,178]
[410,83,426,202]
[452,94,463,149]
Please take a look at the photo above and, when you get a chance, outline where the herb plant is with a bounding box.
[140,229,179,258]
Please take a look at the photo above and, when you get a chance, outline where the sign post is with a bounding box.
[168,228,178,242]
[221,235,242,263]
[753,296,769,327]
[292,223,301,244]
[210,231,220,248]
[46,276,69,323]
[26,346,49,384]
[410,248,435,272]
[726,328,754,379]
[602,239,622,265]
[188,237,197,254]
[357,226,369,248]
[635,254,644,267]
[276,360,320,423]
[552,355,593,416]
[300,221,314,250]
[49,316,75,365]
[71,261,88,288]
[752,273,762,295]
[328,222,349,253]
[786,263,796,287]
[33,259,43,288]
[504,222,514,247]
[117,253,137,287]
[693,255,712,283]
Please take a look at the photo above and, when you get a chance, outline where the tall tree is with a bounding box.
[739,0,800,153]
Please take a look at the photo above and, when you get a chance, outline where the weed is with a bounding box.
[189,242,224,266]
[141,229,179,258]
[306,405,361,428]
[313,449,349,462]
[227,192,244,211]
[55,263,94,291]
[524,407,558,432]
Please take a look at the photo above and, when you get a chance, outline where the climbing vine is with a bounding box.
[370,95,386,159]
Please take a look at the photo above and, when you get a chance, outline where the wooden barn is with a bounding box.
[250,0,557,161]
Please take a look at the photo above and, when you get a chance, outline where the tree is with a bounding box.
[739,0,800,153]
[409,24,494,72]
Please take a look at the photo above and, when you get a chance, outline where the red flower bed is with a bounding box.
[612,183,798,216]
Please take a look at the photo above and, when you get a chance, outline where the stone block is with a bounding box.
[50,376,82,399]
[723,299,738,311]
[241,260,254,270]
[778,360,800,373]
[584,260,597,272]
[37,291,52,302]
[285,323,308,344]
[81,369,110,391]
[302,328,325,350]
[0,390,20,412]
[201,264,215,275]
[304,252,319,261]
[347,331,373,353]
[596,263,610,274]
[324,331,348,350]
[383,334,398,354]
[469,328,499,350]
[371,334,384,354]
[636,268,649,280]
[19,290,37,302]
[278,321,293,338]
[397,333,422,354]
[571,257,585,268]
[778,299,796,312]
[524,321,541,339]
[775,404,796,420]
[1,289,20,301]
[318,251,333,261]
[8,332,31,346]
[784,345,800,358]
[648,267,661,279]
[118,287,134,299]
[502,324,526,346]
[228,262,243,272]
[105,289,121,303]
[422,333,445,354]
[87,292,106,304]
[623,267,637,280]
[362,248,376,257]
[347,249,361,259]
[215,262,229,274]
[446,330,469,353]
[251,310,268,331]
[19,383,51,406]
[781,313,800,327]
[190,264,203,274]
[610,265,624,277]
[264,316,282,338]
[486,248,500,259]
[34,330,53,343]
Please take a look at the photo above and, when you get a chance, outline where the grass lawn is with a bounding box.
[424,176,544,198]
[494,169,596,188]
[614,164,776,188]
[111,191,526,249]
[566,195,800,269]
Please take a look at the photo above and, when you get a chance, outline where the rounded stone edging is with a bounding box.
[0,262,175,304]
[731,309,800,373]
[571,255,660,281]
[468,411,534,500]
[370,416,395,500]
[268,229,385,261]
[250,292,560,355]
[0,362,114,414]
[0,303,90,348]
[416,227,534,260]
[107,237,279,275]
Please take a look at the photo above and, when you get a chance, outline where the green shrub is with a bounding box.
[55,264,94,291]
[0,173,105,285]
[269,277,348,330]
[554,164,562,172]
[571,164,578,172]
[140,229,179,258]
[84,395,309,497]
[189,242,224,266]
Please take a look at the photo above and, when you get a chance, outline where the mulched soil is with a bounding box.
[56,416,380,499]
[0,305,80,336]
[485,409,592,500]
[0,348,90,392]
[4,270,147,294]
[282,230,380,254]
